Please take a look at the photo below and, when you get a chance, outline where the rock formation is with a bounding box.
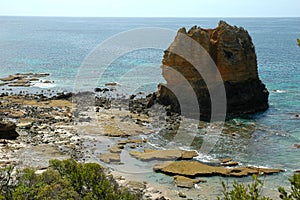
[174,175,206,188]
[130,149,198,161]
[157,21,269,120]
[153,160,283,178]
[0,73,51,87]
[0,120,19,140]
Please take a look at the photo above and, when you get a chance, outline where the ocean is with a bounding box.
[0,17,300,198]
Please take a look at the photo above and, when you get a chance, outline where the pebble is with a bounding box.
[178,192,187,198]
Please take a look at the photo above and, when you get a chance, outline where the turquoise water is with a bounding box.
[0,17,300,195]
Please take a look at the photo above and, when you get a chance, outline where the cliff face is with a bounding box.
[157,21,269,120]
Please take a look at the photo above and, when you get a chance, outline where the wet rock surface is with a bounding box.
[174,175,206,188]
[157,21,269,120]
[130,149,198,161]
[0,73,52,87]
[153,160,283,177]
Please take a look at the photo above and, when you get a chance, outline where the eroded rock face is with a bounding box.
[157,21,269,120]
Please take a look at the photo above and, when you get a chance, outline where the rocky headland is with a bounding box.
[157,21,269,120]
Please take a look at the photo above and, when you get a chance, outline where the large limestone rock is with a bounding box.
[157,21,269,120]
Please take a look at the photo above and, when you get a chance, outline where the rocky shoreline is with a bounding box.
[0,79,287,199]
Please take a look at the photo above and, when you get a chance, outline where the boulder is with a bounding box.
[0,121,19,140]
[153,160,283,177]
[157,21,269,120]
[294,144,300,148]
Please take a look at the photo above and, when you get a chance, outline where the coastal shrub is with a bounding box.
[0,165,15,200]
[217,175,272,200]
[278,173,300,200]
[0,159,139,200]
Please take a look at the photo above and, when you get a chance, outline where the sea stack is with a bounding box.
[157,21,269,120]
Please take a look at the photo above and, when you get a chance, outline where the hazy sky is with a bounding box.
[0,0,299,17]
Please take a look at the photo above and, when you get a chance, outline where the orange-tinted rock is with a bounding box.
[157,21,269,120]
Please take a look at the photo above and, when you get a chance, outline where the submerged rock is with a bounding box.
[0,120,19,140]
[157,21,269,120]
[153,160,283,177]
[0,73,51,88]
[109,145,124,153]
[221,157,239,166]
[105,82,119,86]
[221,157,233,163]
[294,144,300,148]
[221,161,239,167]
[174,175,206,188]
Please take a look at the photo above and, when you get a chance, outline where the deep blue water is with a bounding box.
[0,17,299,192]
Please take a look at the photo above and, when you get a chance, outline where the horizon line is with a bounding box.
[0,15,300,18]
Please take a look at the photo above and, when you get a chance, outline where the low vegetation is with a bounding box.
[0,159,299,200]
[218,173,300,200]
[278,173,300,200]
[0,159,139,200]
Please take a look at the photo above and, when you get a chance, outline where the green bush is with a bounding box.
[218,173,300,200]
[218,175,271,200]
[279,173,300,200]
[297,39,300,47]
[0,165,15,200]
[0,159,139,200]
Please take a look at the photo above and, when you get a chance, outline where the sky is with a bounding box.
[0,0,299,17]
